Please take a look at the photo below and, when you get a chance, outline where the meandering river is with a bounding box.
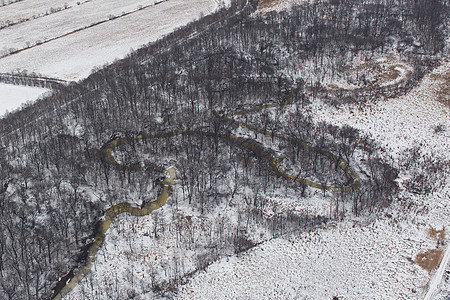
[52,86,360,299]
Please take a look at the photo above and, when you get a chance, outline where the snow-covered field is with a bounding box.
[0,0,219,81]
[0,83,49,116]
[0,0,88,26]
[0,0,220,116]
[0,0,164,52]
[177,220,431,299]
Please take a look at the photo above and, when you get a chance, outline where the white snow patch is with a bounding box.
[177,219,432,299]
[0,83,49,116]
[308,60,450,162]
[256,0,316,14]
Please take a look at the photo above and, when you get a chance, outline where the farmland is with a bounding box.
[0,83,49,116]
[0,0,220,115]
[0,0,219,81]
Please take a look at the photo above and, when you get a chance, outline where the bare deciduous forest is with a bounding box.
[0,0,448,299]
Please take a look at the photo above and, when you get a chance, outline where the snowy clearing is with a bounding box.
[256,0,315,14]
[0,83,49,116]
[176,187,449,299]
[177,219,430,299]
[308,59,450,162]
[0,0,219,81]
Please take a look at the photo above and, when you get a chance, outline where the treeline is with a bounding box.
[0,73,66,90]
[0,0,448,298]
[0,2,69,32]
[0,0,23,8]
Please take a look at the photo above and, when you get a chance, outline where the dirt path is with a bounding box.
[423,240,450,300]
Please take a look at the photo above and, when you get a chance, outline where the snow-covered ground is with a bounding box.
[309,60,450,162]
[177,219,431,299]
[174,59,450,299]
[0,83,49,116]
[256,0,316,14]
[425,242,450,300]
[64,57,450,299]
[176,189,449,299]
[0,0,220,118]
[0,0,164,52]
[2,0,448,298]
[0,0,88,26]
[0,0,219,81]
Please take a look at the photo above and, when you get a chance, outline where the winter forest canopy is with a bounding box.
[0,0,448,299]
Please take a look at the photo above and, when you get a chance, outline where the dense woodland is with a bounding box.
[0,0,448,299]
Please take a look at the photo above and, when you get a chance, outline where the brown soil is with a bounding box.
[331,55,410,92]
[415,249,444,272]
[428,228,446,242]
[428,58,450,108]
[258,0,283,9]
[380,66,401,82]
[327,83,340,90]
[432,72,449,108]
